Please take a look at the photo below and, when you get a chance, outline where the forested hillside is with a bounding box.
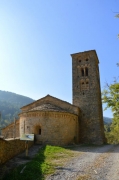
[0,90,34,128]
[103,117,112,124]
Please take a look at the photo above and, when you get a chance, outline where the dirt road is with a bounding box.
[46,144,119,180]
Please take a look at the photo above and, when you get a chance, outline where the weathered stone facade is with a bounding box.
[1,50,105,145]
[2,119,20,139]
[71,50,105,144]
[19,96,80,146]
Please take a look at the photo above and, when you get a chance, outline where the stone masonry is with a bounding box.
[0,138,33,164]
[19,111,79,146]
[2,119,20,139]
[19,96,80,146]
[71,50,105,144]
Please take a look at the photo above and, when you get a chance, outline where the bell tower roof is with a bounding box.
[71,49,99,64]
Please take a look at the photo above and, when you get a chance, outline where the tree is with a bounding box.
[102,83,119,119]
[102,83,119,143]
[102,64,119,143]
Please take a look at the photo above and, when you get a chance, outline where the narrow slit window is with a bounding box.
[81,69,84,76]
[85,67,88,76]
[86,80,89,90]
[39,128,41,135]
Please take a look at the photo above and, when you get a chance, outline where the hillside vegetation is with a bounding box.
[0,90,34,128]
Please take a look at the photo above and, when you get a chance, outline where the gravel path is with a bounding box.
[46,145,119,180]
[1,144,119,180]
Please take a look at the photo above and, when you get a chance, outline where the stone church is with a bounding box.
[2,50,106,145]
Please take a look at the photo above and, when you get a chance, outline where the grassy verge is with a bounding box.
[3,145,81,180]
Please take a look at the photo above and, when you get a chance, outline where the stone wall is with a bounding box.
[2,120,20,139]
[0,138,33,164]
[20,111,79,146]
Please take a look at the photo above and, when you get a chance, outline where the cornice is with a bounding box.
[19,111,78,119]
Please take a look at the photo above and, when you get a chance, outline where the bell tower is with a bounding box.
[71,50,105,144]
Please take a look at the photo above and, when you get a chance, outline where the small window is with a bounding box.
[85,80,89,90]
[85,67,88,76]
[39,129,41,135]
[81,69,84,76]
[79,60,81,62]
[82,82,84,85]
[86,58,88,61]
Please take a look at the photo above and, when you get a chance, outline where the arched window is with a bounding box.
[39,128,41,135]
[34,125,41,135]
[86,79,89,90]
[81,80,85,91]
[85,67,88,76]
[81,68,84,76]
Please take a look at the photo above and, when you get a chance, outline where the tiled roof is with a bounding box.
[21,94,78,109]
[29,103,68,112]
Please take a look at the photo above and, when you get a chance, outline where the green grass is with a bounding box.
[3,145,79,180]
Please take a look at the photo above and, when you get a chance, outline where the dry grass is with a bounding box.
[76,174,91,180]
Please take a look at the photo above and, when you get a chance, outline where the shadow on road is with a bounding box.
[64,144,119,153]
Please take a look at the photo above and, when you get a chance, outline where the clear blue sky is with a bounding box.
[0,0,119,118]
